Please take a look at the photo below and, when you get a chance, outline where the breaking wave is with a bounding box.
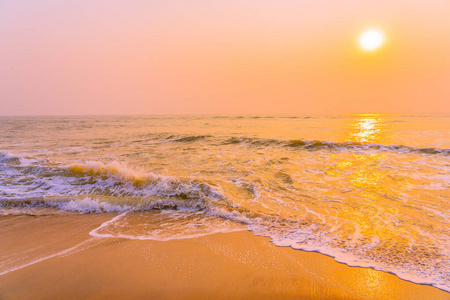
[1,147,449,292]
[219,137,450,155]
[156,135,450,155]
[0,157,231,214]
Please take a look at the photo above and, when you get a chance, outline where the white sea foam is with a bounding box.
[89,211,246,241]
[53,197,133,213]
[0,159,227,211]
[0,114,449,292]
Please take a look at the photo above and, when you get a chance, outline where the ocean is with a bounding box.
[0,114,448,291]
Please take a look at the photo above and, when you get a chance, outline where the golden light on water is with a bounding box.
[345,114,392,195]
[338,115,411,268]
[346,114,388,143]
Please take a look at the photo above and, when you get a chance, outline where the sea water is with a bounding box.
[0,114,448,291]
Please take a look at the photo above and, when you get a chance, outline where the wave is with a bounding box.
[1,152,449,292]
[0,158,231,213]
[89,211,246,241]
[217,136,449,155]
[0,197,133,213]
[285,139,450,155]
[0,155,259,225]
[128,134,450,155]
[140,134,450,155]
[166,135,211,143]
[210,115,314,119]
[67,161,226,201]
[0,152,21,165]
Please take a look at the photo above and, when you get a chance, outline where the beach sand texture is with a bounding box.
[0,214,448,300]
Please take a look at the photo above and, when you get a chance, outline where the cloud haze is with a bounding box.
[1,0,449,115]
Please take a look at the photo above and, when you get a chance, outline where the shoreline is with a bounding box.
[0,214,449,299]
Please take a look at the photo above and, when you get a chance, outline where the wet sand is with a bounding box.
[0,214,448,300]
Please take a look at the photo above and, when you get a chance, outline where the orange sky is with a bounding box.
[1,1,449,115]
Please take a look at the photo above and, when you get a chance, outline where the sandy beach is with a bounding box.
[0,214,448,300]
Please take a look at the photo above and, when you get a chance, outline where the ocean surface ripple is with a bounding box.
[0,114,449,292]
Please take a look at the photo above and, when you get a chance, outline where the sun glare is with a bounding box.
[359,29,384,51]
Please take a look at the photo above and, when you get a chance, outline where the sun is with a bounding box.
[359,29,384,51]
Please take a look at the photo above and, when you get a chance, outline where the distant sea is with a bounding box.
[0,114,449,291]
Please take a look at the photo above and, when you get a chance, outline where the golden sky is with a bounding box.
[1,1,449,115]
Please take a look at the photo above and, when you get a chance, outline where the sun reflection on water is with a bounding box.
[346,113,389,144]
[342,114,399,196]
[337,114,410,256]
[343,114,395,198]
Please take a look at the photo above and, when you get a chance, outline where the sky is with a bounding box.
[1,0,450,115]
